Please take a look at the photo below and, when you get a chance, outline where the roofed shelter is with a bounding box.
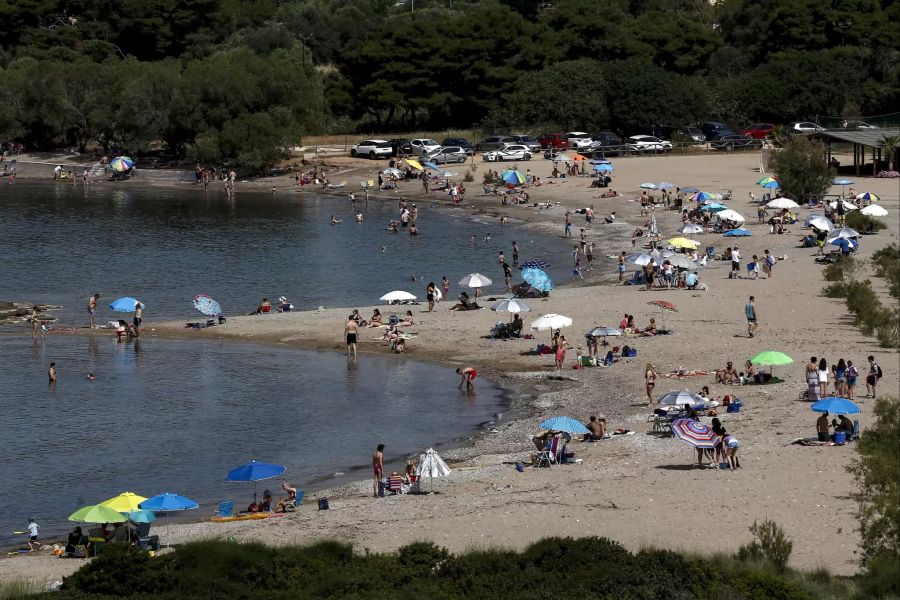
[813,128,899,177]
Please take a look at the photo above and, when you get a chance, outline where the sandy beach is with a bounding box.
[3,150,897,587]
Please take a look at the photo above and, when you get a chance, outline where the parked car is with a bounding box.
[476,135,516,152]
[588,131,630,155]
[441,138,476,154]
[632,126,674,140]
[508,135,541,152]
[482,144,532,162]
[410,138,441,155]
[790,121,825,135]
[627,135,672,152]
[841,120,878,129]
[701,121,736,140]
[388,139,413,156]
[710,134,757,150]
[350,139,393,159]
[426,146,468,164]
[670,126,706,144]
[537,132,568,149]
[564,132,594,150]
[738,123,776,139]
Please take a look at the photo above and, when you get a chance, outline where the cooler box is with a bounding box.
[726,400,742,413]
[834,431,846,445]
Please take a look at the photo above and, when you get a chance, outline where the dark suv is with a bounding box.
[671,126,706,143]
[476,136,516,152]
[700,122,736,141]
[441,137,476,155]
[589,131,627,155]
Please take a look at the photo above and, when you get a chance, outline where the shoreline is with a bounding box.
[3,151,898,586]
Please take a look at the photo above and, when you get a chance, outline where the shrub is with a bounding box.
[845,211,885,232]
[737,519,793,573]
[844,280,882,335]
[463,171,474,183]
[61,544,176,595]
[872,244,900,299]
[771,137,834,202]
[822,282,848,297]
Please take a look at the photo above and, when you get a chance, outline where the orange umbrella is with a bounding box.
[573,153,587,161]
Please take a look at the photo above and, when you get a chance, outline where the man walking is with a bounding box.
[745,296,758,338]
[866,355,881,398]
[731,246,741,278]
[345,315,359,357]
[87,293,100,328]
[372,444,384,498]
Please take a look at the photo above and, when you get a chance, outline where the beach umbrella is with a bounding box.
[227,460,285,482]
[691,191,716,202]
[491,298,531,314]
[699,203,726,213]
[192,294,221,317]
[501,170,526,185]
[109,156,134,172]
[667,237,701,249]
[459,273,492,289]
[122,510,156,524]
[749,350,794,366]
[855,192,879,203]
[717,209,746,223]
[828,199,858,211]
[100,492,147,513]
[766,198,800,210]
[681,187,699,193]
[554,153,573,162]
[139,493,199,512]
[723,228,752,237]
[664,255,697,269]
[826,227,860,242]
[587,326,621,338]
[657,182,677,190]
[807,215,835,232]
[811,397,860,415]
[756,177,777,185]
[640,182,657,189]
[539,416,590,434]
[833,178,854,197]
[626,253,655,266]
[677,223,704,234]
[424,161,441,171]
[861,204,888,217]
[519,258,550,270]
[109,297,143,312]
[593,163,614,172]
[648,299,677,331]
[530,314,573,339]
[68,504,128,524]
[405,159,424,171]
[416,448,451,493]
[762,180,780,189]
[831,238,859,252]
[380,290,417,303]
[671,418,720,450]
[382,167,403,177]
[521,268,553,292]
[659,390,704,407]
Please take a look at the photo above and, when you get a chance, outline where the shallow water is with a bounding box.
[0,182,570,323]
[0,335,507,545]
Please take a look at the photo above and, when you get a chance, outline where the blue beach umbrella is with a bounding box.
[501,170,526,185]
[521,268,553,292]
[122,510,156,524]
[833,178,854,186]
[593,163,614,172]
[699,203,726,213]
[227,460,285,482]
[139,493,200,512]
[811,397,860,415]
[691,191,716,202]
[762,180,780,189]
[109,297,143,312]
[192,294,222,317]
[831,238,859,252]
[519,258,550,270]
[540,416,590,434]
[724,228,752,237]
[424,161,441,171]
[681,187,699,194]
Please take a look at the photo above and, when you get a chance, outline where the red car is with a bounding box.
[739,123,775,139]
[537,132,567,149]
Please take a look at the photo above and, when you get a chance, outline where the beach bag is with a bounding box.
[318,497,330,510]
[876,363,883,379]
[389,315,400,325]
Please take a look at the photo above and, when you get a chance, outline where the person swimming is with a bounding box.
[87,373,95,381]
[330,215,342,225]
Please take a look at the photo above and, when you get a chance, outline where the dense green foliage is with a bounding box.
[847,397,900,599]
[42,536,856,599]
[0,0,898,167]
[771,137,835,202]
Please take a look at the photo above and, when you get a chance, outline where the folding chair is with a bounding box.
[535,436,560,468]
[217,501,234,518]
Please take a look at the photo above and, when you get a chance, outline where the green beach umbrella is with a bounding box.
[68,504,129,524]
[749,350,794,366]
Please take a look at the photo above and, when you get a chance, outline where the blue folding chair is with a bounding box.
[217,501,234,518]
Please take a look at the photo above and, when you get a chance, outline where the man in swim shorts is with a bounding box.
[87,293,99,328]
[344,315,359,357]
[456,366,477,392]
[373,444,384,498]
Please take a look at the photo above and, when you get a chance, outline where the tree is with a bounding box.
[847,397,900,598]
[770,136,833,203]
[619,11,721,75]
[882,135,899,171]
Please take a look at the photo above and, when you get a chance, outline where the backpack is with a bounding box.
[876,363,883,379]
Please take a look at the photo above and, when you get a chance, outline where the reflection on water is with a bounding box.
[0,336,507,545]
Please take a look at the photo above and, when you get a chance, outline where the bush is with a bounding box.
[872,244,900,299]
[844,280,883,335]
[845,211,885,233]
[463,171,474,183]
[737,519,793,573]
[61,544,176,596]
[771,137,834,202]
[822,282,848,297]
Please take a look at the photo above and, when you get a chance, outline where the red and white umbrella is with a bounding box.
[671,419,719,449]
[647,300,677,331]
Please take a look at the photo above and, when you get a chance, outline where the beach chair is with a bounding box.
[535,436,560,468]
[387,473,404,494]
[705,246,715,258]
[217,501,234,518]
[489,321,507,339]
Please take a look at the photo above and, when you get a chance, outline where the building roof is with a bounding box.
[815,128,899,148]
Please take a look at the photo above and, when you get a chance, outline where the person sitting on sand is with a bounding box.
[274,482,298,512]
[255,298,272,314]
[715,361,738,384]
[583,415,608,441]
[641,318,657,336]
[834,414,854,436]
[509,314,524,338]
[259,490,272,512]
[745,360,757,381]
[683,403,699,420]
[369,308,383,326]
[399,310,415,326]
[816,411,830,442]
[448,292,478,311]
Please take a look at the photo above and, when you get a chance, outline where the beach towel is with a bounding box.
[665,370,710,379]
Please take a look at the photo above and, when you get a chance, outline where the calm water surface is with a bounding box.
[0,335,508,544]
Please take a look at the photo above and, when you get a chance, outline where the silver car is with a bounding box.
[427,146,468,164]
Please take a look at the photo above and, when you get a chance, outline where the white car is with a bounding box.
[627,135,672,152]
[350,139,392,159]
[791,122,825,134]
[410,138,441,155]
[564,132,594,149]
[482,144,533,162]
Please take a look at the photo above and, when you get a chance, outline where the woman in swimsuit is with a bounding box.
[555,336,567,370]
[373,444,384,498]
[426,282,436,312]
[645,363,657,406]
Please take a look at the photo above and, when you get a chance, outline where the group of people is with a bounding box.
[805,355,882,401]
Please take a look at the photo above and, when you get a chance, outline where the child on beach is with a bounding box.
[26,518,39,551]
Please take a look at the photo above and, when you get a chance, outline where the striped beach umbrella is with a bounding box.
[671,419,720,449]
[501,170,525,185]
[756,176,777,185]
[691,191,716,202]
[109,156,134,172]
[855,192,879,202]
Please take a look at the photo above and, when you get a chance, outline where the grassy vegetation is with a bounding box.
[0,578,45,599]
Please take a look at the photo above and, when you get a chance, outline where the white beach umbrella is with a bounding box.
[382,167,403,177]
[807,215,834,232]
[659,390,705,407]
[717,209,746,223]
[664,254,699,270]
[860,204,888,217]
[459,273,492,288]
[416,448,452,493]
[491,298,531,313]
[380,290,417,303]
[530,313,573,331]
[828,199,858,211]
[766,198,800,210]
[677,223,705,235]
[827,227,861,242]
[626,253,655,266]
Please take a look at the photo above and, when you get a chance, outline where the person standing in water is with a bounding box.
[48,362,57,383]
[372,444,384,498]
[87,293,100,328]
[344,315,359,356]
[133,301,143,337]
[511,241,519,265]
[457,366,477,392]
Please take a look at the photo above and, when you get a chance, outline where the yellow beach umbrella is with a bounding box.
[100,492,147,513]
[405,159,424,171]
[667,237,701,249]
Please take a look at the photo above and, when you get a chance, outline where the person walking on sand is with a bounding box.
[457,366,477,392]
[344,315,359,356]
[645,363,657,405]
[866,355,881,398]
[425,281,437,312]
[763,249,775,278]
[585,205,594,229]
[564,211,572,237]
[26,518,39,552]
[87,293,100,328]
[618,251,626,282]
[554,336,568,370]
[48,362,57,383]
[133,301,143,337]
[372,444,384,498]
[745,296,758,338]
